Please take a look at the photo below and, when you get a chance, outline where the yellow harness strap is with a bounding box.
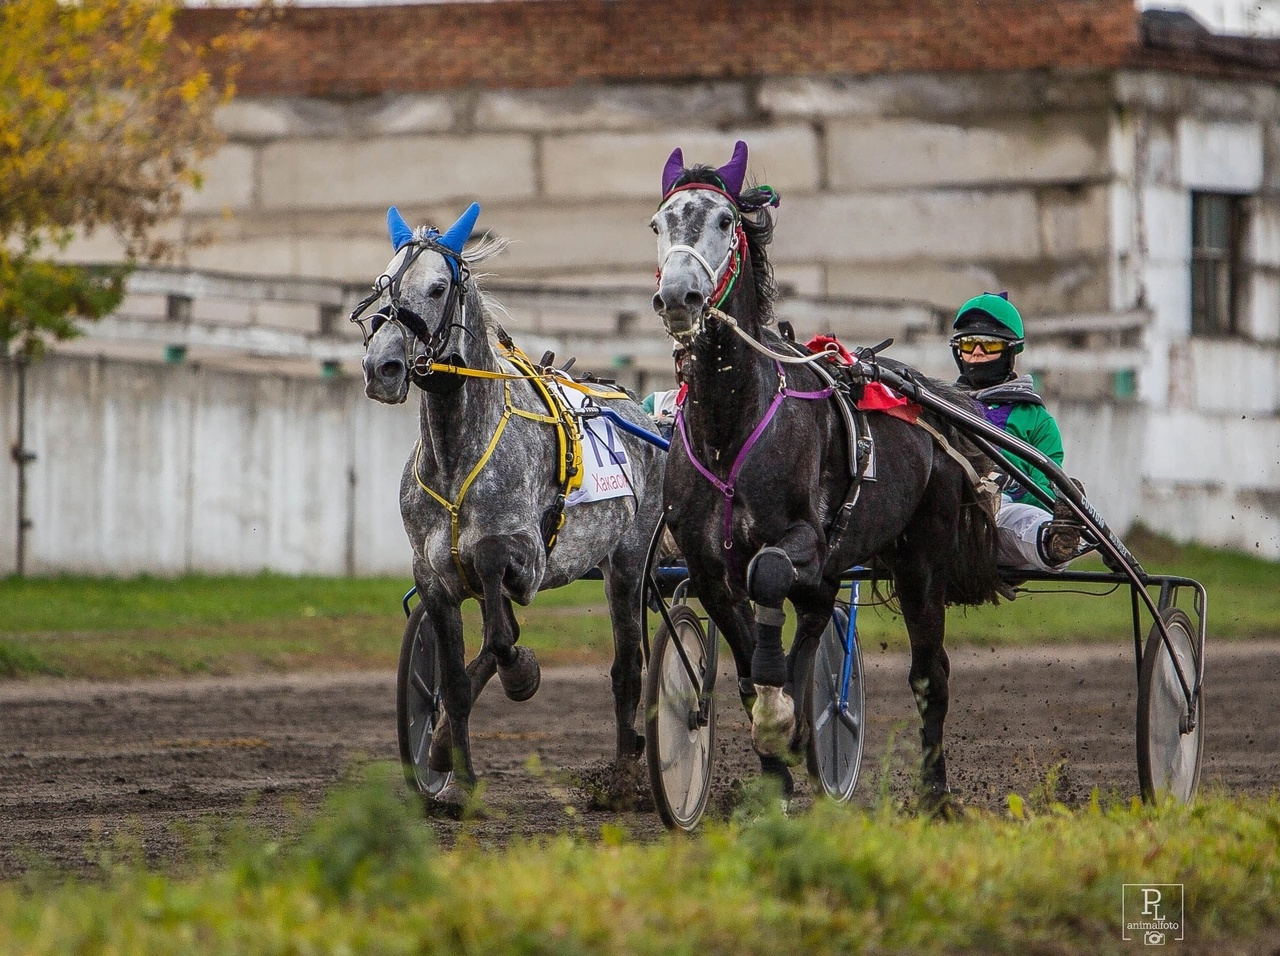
[503,348,584,498]
[421,359,630,402]
[412,352,593,598]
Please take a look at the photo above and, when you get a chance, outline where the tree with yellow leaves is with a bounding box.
[0,0,246,357]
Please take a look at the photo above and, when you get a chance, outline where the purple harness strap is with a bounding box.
[675,361,834,554]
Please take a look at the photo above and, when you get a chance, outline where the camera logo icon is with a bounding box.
[1123,884,1184,944]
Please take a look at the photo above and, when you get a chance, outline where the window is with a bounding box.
[1190,192,1245,337]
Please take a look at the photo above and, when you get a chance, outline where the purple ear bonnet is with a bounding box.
[387,206,414,251]
[440,202,481,254]
[716,140,748,198]
[661,148,684,196]
[660,140,751,199]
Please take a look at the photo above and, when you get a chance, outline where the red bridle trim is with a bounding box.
[658,181,739,208]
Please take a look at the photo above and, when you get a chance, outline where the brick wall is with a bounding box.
[179,0,1141,98]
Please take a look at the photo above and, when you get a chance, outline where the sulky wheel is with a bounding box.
[645,603,715,831]
[397,602,451,798]
[1137,608,1204,804]
[802,607,865,802]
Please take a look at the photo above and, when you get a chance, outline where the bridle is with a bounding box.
[349,235,473,387]
[654,182,747,341]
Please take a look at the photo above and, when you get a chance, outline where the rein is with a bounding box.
[675,360,833,554]
[708,307,842,365]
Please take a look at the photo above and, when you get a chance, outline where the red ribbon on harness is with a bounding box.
[805,334,921,423]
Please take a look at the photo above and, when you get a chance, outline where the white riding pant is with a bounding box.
[995,497,1063,572]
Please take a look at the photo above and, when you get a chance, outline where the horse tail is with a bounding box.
[944,476,1002,607]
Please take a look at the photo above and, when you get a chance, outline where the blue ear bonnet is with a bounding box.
[386,202,481,280]
[387,206,414,251]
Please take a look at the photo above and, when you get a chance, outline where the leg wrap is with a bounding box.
[754,604,786,627]
[746,547,796,607]
[752,618,788,688]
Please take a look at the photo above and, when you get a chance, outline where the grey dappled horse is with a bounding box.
[650,143,1000,812]
[361,203,665,802]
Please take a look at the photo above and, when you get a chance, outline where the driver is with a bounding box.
[950,292,1083,571]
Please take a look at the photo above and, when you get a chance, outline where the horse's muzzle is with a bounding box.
[653,276,707,342]
[363,355,411,405]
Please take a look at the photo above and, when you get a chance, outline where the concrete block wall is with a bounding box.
[60,69,1136,334]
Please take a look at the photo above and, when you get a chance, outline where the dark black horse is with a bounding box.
[650,141,1001,809]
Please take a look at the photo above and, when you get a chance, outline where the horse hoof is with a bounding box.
[920,787,966,821]
[427,781,487,820]
[576,757,649,812]
[498,646,541,702]
[428,715,453,773]
[750,685,796,758]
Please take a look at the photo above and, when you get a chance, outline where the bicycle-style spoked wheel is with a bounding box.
[645,604,715,831]
[397,602,451,798]
[804,607,865,801]
[1137,608,1204,803]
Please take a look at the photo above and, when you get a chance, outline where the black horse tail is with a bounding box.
[914,381,1004,607]
[944,478,1002,607]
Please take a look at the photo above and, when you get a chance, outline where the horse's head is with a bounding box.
[357,203,482,404]
[650,140,779,342]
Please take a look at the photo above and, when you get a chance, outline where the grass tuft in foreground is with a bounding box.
[0,764,1276,955]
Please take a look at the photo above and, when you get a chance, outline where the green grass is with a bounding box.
[0,574,625,679]
[0,764,1276,954]
[0,528,1276,680]
[0,573,417,633]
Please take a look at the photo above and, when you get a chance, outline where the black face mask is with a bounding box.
[955,350,1015,389]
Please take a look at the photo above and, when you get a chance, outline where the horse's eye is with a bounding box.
[719,213,733,231]
[649,218,659,235]
[427,281,447,299]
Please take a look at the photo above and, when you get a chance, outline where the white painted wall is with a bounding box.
[0,356,416,577]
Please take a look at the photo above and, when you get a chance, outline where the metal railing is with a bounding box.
[66,264,1151,386]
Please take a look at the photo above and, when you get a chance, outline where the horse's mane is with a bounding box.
[410,225,510,266]
[670,165,778,324]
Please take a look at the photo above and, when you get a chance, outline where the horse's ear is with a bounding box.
[661,147,684,196]
[387,206,415,251]
[439,202,480,254]
[716,140,748,198]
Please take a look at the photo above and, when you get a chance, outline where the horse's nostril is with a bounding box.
[683,289,705,309]
[378,359,405,380]
[651,291,665,314]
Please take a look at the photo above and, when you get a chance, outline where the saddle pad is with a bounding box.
[859,381,921,423]
[551,380,637,507]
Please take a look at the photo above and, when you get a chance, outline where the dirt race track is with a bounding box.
[2,640,1279,877]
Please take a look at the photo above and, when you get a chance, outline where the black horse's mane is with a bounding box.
[671,165,778,324]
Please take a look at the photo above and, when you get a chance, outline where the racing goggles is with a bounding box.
[953,335,1014,355]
